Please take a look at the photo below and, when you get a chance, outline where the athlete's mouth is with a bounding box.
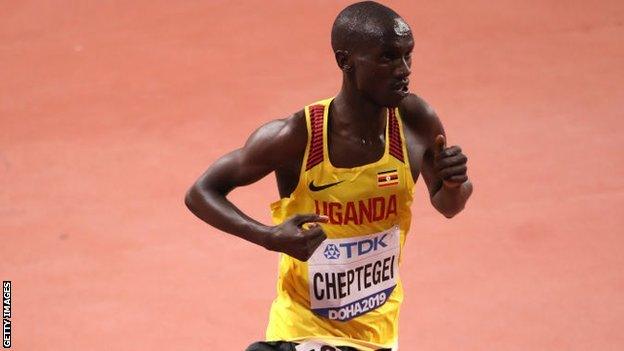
[393,79,410,95]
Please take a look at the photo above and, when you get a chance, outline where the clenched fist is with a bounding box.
[265,214,328,261]
[433,135,469,188]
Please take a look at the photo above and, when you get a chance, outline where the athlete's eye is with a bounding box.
[380,52,395,62]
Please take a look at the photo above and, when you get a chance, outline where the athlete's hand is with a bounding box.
[433,135,469,188]
[265,214,329,261]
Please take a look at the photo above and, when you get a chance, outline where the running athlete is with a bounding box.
[185,2,473,350]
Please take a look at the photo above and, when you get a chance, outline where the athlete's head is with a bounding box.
[331,1,413,107]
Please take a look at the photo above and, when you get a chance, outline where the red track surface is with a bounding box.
[2,1,623,350]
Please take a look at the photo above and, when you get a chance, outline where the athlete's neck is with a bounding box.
[331,88,386,140]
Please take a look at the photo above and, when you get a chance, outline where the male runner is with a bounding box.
[185,2,473,350]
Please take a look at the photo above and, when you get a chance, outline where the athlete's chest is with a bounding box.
[305,163,407,227]
[327,135,386,168]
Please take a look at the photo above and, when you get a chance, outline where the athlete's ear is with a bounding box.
[335,50,352,72]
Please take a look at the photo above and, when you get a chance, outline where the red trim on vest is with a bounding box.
[388,108,404,162]
[306,104,325,170]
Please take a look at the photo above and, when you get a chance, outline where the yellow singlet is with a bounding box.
[266,97,415,350]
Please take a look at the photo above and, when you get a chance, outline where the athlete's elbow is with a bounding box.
[184,186,198,213]
[431,200,464,219]
[440,206,463,219]
[184,183,208,215]
[432,182,472,219]
[440,210,453,219]
[184,181,223,215]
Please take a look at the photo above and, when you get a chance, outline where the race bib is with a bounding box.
[308,226,400,321]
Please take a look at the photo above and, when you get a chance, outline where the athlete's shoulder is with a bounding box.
[248,109,306,145]
[244,109,307,166]
[398,94,441,129]
[398,93,444,143]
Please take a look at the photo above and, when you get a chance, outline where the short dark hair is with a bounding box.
[331,1,408,52]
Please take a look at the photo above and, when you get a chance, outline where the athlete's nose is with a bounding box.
[395,57,411,79]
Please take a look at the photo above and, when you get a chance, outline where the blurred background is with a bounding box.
[1,0,623,350]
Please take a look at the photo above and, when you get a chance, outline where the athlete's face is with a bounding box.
[351,32,414,107]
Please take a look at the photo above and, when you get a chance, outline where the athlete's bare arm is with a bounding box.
[401,94,473,218]
[184,111,328,261]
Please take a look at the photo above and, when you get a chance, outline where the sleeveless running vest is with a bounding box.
[266,97,415,350]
